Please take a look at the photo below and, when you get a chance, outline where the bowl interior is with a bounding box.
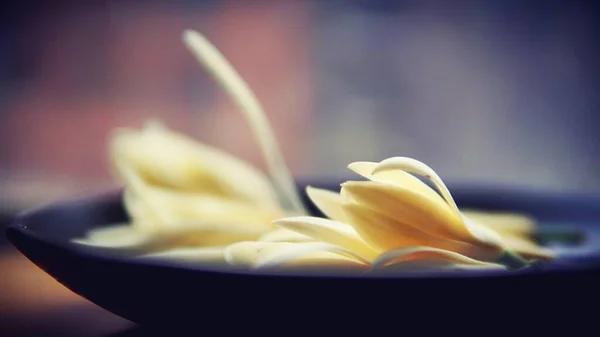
[10,180,600,271]
[6,180,600,327]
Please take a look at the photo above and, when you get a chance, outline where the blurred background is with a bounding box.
[0,0,598,335]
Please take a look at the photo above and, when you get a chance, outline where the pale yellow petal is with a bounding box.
[108,126,212,191]
[279,252,369,273]
[259,228,315,243]
[119,166,280,233]
[461,215,506,250]
[224,241,286,268]
[118,166,278,246]
[342,203,501,261]
[342,181,497,248]
[122,188,161,233]
[75,220,267,250]
[86,224,138,242]
[462,210,536,237]
[224,241,367,273]
[139,246,227,266]
[154,220,269,246]
[273,216,380,261]
[340,186,354,203]
[305,186,346,222]
[255,242,369,271]
[348,161,446,206]
[144,189,279,232]
[372,246,503,270]
[110,121,280,210]
[115,160,178,230]
[224,241,367,270]
[144,122,279,208]
[71,225,148,248]
[373,157,461,216]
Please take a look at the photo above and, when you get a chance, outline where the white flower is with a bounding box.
[73,29,553,274]
[243,158,553,273]
[72,30,306,264]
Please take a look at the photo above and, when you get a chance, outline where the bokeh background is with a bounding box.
[0,0,598,335]
[1,0,599,213]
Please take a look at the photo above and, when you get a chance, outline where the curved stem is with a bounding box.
[182,30,306,214]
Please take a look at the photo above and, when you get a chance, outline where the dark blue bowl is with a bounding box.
[6,180,600,329]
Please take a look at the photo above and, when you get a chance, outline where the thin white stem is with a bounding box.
[182,30,306,214]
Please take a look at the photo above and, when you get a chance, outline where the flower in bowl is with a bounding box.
[233,158,554,273]
[73,29,553,274]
